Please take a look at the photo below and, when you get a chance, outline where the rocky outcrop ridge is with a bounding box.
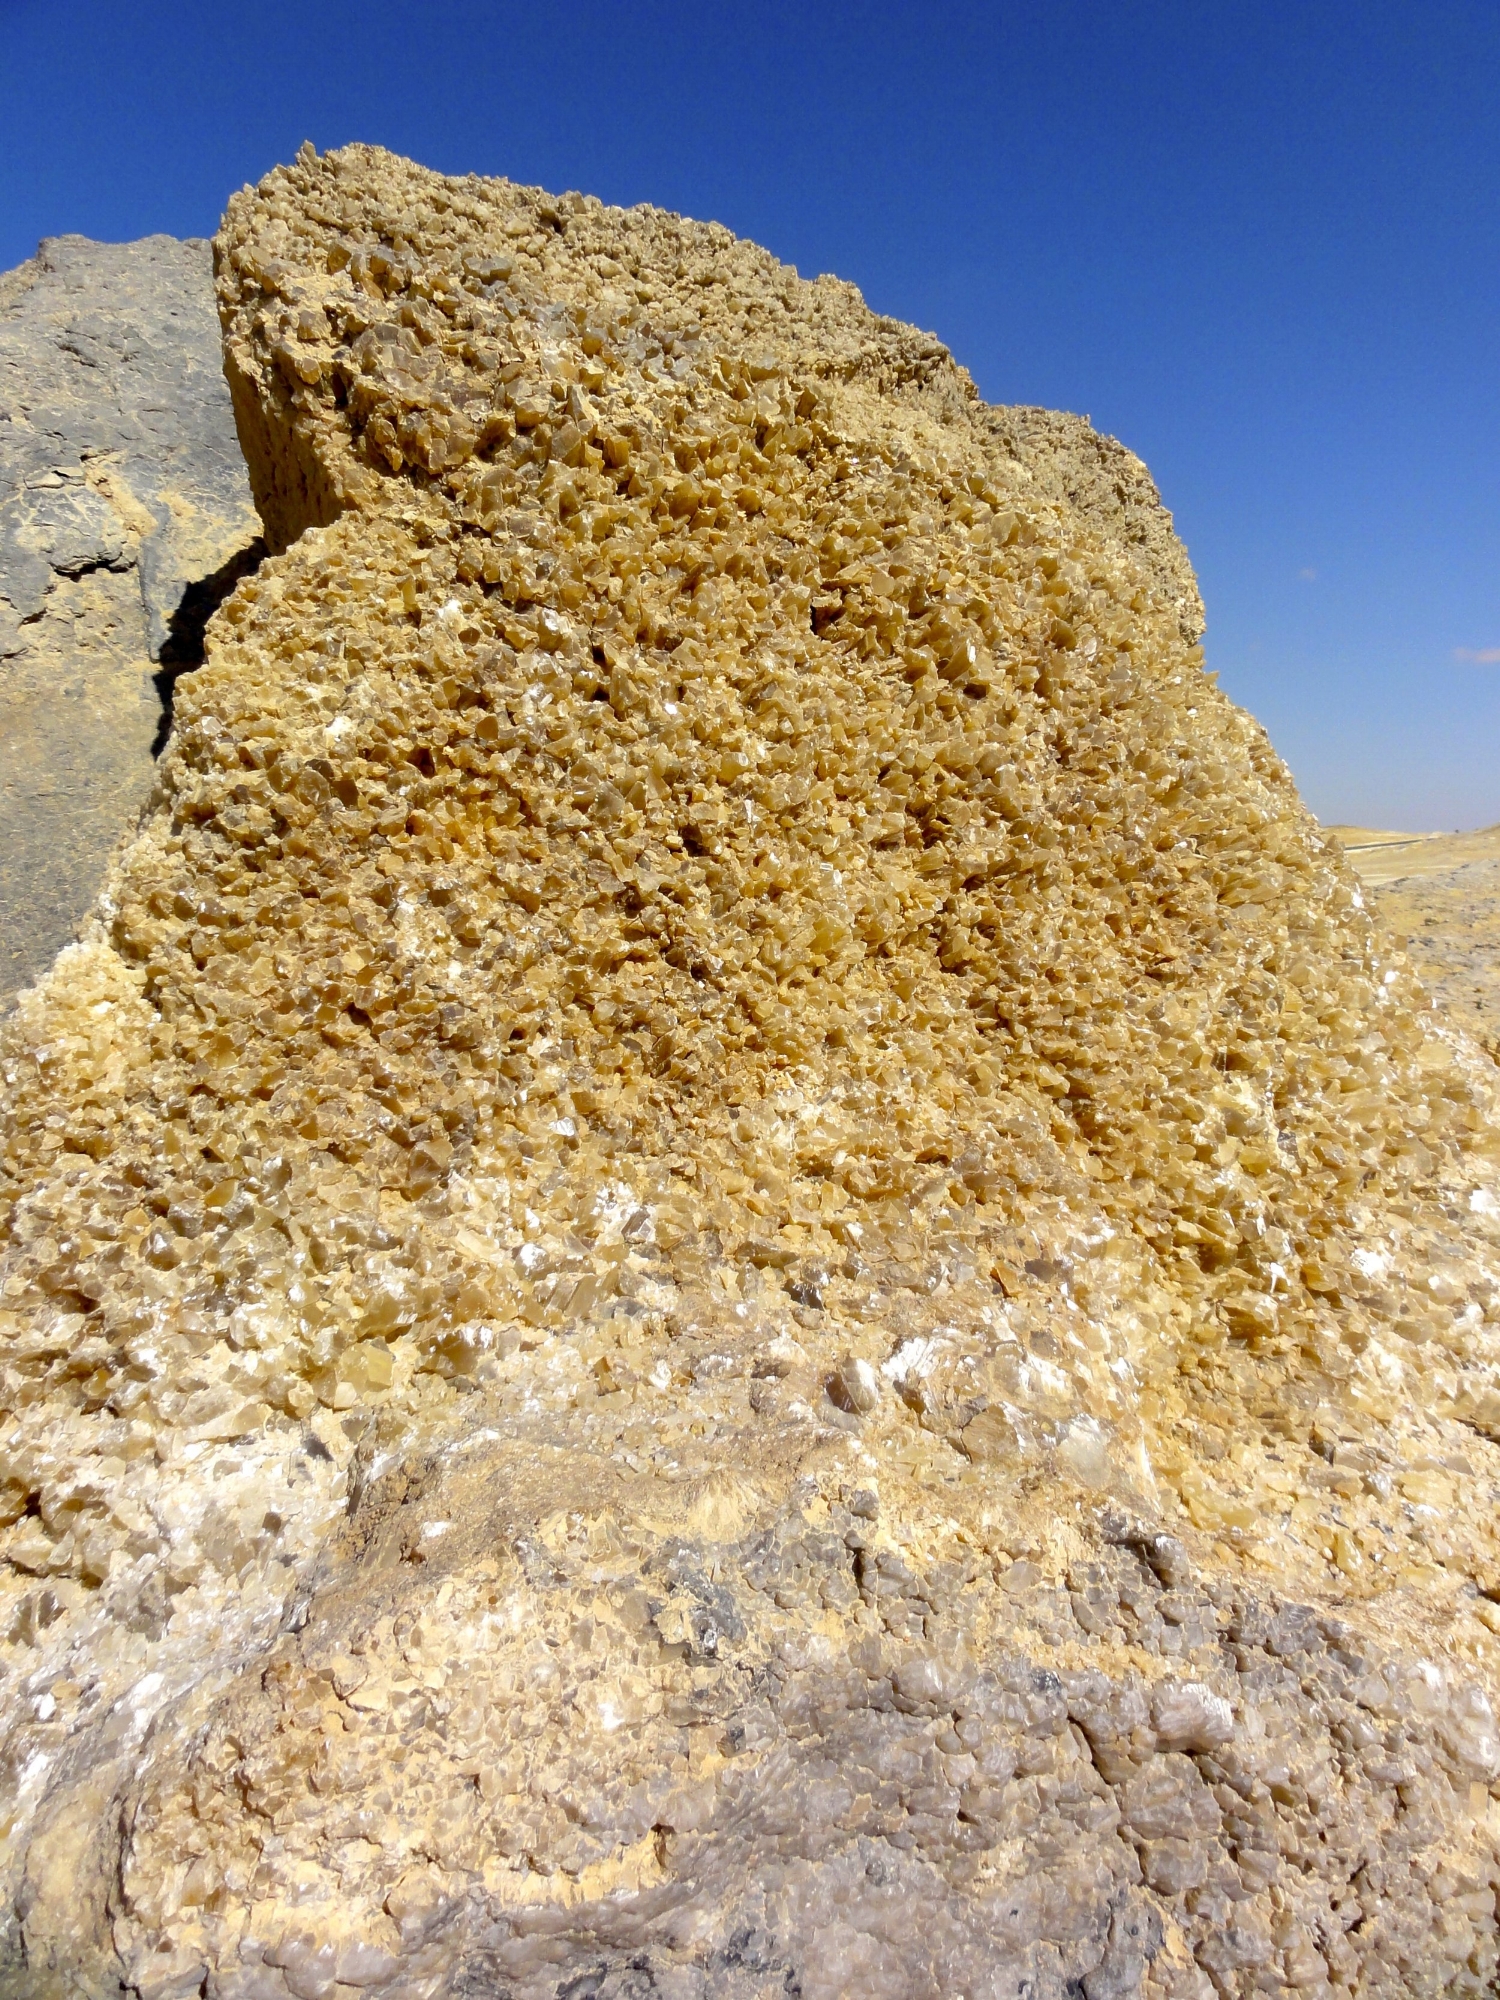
[4,145,1500,1997]
[0,233,260,1002]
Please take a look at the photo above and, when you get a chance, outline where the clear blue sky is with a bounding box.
[3,0,1497,829]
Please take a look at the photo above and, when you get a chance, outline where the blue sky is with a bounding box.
[4,0,1497,828]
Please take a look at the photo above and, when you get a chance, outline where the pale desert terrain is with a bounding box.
[1331,824,1500,1061]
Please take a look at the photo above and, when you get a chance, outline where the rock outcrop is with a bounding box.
[4,144,1500,1997]
[0,233,261,1003]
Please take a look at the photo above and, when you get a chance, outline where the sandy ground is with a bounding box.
[1329,822,1500,1059]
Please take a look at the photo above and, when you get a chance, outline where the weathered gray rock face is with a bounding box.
[0,233,261,1002]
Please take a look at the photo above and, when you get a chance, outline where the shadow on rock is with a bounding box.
[151,536,265,755]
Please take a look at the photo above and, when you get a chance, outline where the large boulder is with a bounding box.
[3,143,1500,1997]
[0,233,261,1003]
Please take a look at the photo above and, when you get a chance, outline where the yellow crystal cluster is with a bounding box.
[4,144,1500,1996]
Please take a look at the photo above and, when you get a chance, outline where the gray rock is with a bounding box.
[0,233,261,1003]
[0,474,128,611]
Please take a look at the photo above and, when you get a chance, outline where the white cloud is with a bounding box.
[1454,647,1500,664]
[1298,566,1317,582]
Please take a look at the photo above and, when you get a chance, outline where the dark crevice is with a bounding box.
[151,538,266,756]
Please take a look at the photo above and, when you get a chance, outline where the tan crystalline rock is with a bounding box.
[3,141,1500,1997]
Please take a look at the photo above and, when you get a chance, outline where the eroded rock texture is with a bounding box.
[0,233,261,1003]
[4,144,1500,1997]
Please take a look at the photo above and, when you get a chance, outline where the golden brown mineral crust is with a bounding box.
[3,142,1500,1992]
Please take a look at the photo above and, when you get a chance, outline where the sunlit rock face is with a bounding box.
[4,143,1500,1997]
